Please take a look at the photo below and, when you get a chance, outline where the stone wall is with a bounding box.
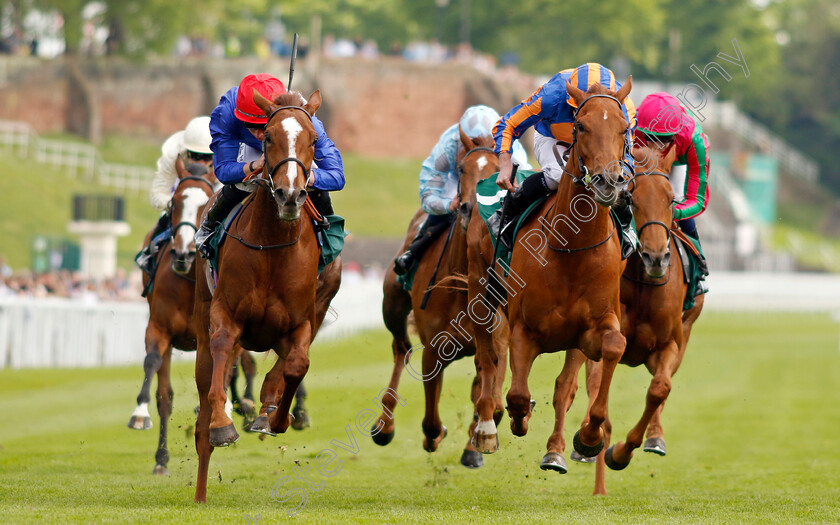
[0,56,535,157]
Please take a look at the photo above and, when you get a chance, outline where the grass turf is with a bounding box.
[0,312,839,524]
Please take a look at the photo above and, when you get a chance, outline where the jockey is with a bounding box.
[490,63,637,257]
[393,105,532,275]
[136,116,215,274]
[195,73,344,260]
[635,91,710,284]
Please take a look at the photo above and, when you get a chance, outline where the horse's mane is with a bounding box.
[271,91,307,107]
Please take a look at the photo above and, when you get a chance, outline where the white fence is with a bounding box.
[0,120,155,191]
[0,276,384,370]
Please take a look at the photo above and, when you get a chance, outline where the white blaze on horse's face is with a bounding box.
[476,156,488,171]
[281,116,304,189]
[178,187,209,253]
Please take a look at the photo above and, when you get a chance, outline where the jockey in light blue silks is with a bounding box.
[393,105,531,275]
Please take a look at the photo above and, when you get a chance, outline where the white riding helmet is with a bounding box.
[459,105,501,139]
[183,116,212,155]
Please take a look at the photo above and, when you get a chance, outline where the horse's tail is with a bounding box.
[428,272,469,294]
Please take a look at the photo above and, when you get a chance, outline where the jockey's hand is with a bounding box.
[496,152,518,192]
[242,156,265,182]
[448,195,461,212]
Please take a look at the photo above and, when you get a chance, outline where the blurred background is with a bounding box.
[1,0,839,367]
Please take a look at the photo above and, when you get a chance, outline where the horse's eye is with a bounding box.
[264,132,272,144]
[578,124,586,133]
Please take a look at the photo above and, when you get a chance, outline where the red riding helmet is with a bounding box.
[234,73,287,124]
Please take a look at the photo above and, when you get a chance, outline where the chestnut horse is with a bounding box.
[467,80,634,472]
[192,89,342,503]
[374,132,507,468]
[559,143,705,494]
[128,170,260,475]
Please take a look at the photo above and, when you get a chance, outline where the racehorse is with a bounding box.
[374,131,507,468]
[466,80,634,473]
[192,89,342,503]
[558,143,705,494]
[127,165,257,475]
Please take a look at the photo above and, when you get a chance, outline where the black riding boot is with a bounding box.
[136,212,171,274]
[393,214,453,275]
[195,184,250,259]
[612,199,638,260]
[307,189,334,217]
[489,171,551,250]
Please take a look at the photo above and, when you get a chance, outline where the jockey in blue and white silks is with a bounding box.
[393,105,532,275]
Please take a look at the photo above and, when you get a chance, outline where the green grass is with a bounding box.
[1,312,839,523]
[0,134,423,272]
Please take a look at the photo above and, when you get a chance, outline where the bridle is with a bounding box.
[456,146,497,225]
[252,105,314,211]
[168,176,215,241]
[558,93,633,191]
[630,169,673,245]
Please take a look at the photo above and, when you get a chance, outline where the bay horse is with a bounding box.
[559,143,705,494]
[128,166,258,475]
[374,131,507,468]
[467,80,634,472]
[192,89,342,503]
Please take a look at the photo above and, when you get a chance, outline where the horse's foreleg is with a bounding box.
[576,321,625,458]
[541,349,586,474]
[372,272,413,446]
[194,336,215,503]
[469,273,503,455]
[207,317,241,447]
[506,324,539,438]
[608,340,679,469]
[129,326,166,430]
[460,376,484,469]
[270,323,312,434]
[249,353,284,436]
[153,347,174,475]
[491,318,509,425]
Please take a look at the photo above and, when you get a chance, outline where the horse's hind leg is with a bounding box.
[270,323,313,434]
[421,347,451,453]
[643,404,667,455]
[608,341,679,470]
[291,382,310,430]
[250,353,285,435]
[129,327,166,431]
[153,347,174,475]
[371,271,413,446]
[541,349,586,474]
[240,349,257,405]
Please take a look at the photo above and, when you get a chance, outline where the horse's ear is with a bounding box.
[615,75,632,103]
[566,82,586,107]
[304,90,322,116]
[459,125,475,151]
[253,88,274,116]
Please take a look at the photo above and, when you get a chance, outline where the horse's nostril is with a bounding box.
[640,252,653,266]
[662,252,671,266]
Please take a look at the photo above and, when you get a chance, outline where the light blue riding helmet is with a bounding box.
[459,105,501,139]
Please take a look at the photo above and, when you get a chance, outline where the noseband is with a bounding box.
[169,176,215,241]
[559,93,633,190]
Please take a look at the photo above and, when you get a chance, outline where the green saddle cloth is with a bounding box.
[676,234,705,312]
[476,170,548,270]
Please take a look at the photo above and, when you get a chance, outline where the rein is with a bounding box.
[539,203,617,253]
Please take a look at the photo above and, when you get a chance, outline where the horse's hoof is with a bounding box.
[241,413,257,433]
[539,452,568,474]
[209,424,239,447]
[643,437,667,456]
[530,399,536,412]
[573,430,604,458]
[290,409,310,431]
[153,464,169,476]
[249,415,276,436]
[605,445,631,471]
[128,415,153,431]
[234,398,255,417]
[266,405,277,414]
[371,426,395,446]
[423,426,448,453]
[472,419,499,454]
[570,450,597,464]
[460,449,484,469]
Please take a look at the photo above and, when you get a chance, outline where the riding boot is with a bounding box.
[393,214,453,275]
[195,184,250,260]
[136,212,170,274]
[679,221,709,277]
[490,171,551,250]
[612,198,638,260]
